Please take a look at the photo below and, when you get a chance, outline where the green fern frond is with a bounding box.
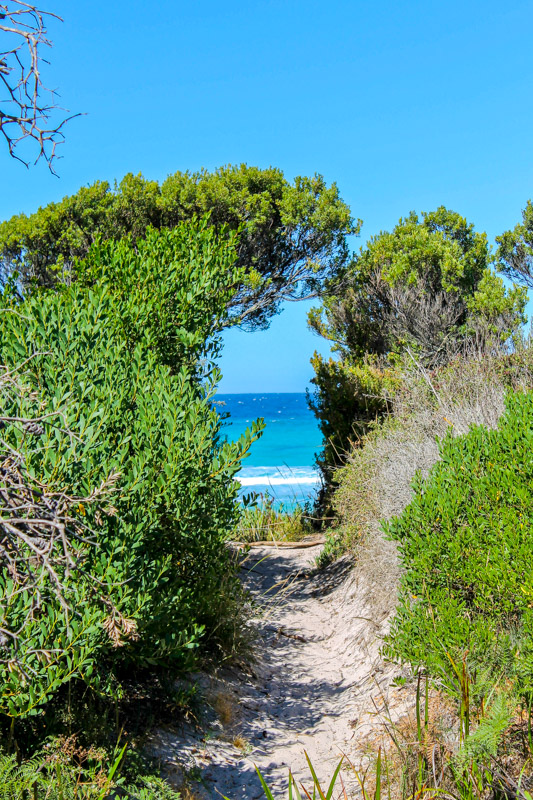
[454,693,513,772]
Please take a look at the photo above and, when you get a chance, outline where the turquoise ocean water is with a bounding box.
[217,393,323,507]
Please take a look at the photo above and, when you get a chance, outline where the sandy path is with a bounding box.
[149,543,411,799]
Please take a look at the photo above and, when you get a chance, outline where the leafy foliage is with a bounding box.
[309,208,512,361]
[496,198,533,289]
[384,390,533,703]
[307,355,400,494]
[0,221,262,718]
[0,165,357,329]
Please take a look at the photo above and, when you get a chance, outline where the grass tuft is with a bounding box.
[233,496,316,544]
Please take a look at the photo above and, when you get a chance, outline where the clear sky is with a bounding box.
[2,0,533,391]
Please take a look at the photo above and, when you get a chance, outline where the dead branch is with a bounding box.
[0,1,77,171]
[0,354,128,663]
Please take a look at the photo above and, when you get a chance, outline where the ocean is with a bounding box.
[217,393,323,508]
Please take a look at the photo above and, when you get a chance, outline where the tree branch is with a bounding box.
[0,1,77,171]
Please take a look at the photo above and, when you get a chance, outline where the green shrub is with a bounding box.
[0,221,262,718]
[307,354,399,501]
[319,343,533,568]
[0,749,181,799]
[385,389,533,699]
[308,207,527,500]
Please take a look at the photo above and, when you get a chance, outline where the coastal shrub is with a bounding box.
[319,346,533,607]
[308,207,527,497]
[0,221,262,718]
[307,354,399,484]
[385,389,533,699]
[0,165,356,330]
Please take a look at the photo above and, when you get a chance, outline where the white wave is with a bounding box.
[236,465,321,487]
[238,475,320,486]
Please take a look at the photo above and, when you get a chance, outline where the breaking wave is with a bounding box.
[236,466,321,487]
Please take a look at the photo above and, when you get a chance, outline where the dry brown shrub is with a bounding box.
[210,688,237,727]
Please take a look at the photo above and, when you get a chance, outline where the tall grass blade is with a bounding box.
[254,765,276,800]
[340,773,349,800]
[325,757,345,799]
[299,783,315,800]
[375,747,382,800]
[416,673,422,746]
[289,771,304,800]
[97,744,127,800]
[424,675,429,730]
[304,751,327,800]
[343,753,370,800]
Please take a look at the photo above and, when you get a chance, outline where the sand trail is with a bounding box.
[150,543,411,799]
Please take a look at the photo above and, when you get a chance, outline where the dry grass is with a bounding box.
[232,735,252,753]
[179,787,205,800]
[210,688,238,727]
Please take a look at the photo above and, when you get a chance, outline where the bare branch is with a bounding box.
[0,1,77,171]
[0,356,129,662]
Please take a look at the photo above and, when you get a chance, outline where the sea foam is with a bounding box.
[236,466,320,486]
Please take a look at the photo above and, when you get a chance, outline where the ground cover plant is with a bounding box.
[385,388,533,699]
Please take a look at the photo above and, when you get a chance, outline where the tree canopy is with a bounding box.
[496,199,533,290]
[308,207,528,484]
[310,207,526,366]
[0,164,358,329]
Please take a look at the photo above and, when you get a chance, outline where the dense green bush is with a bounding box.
[385,389,533,698]
[0,221,261,718]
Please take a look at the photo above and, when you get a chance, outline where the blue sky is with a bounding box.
[2,0,533,391]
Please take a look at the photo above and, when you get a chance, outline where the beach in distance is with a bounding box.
[217,393,322,507]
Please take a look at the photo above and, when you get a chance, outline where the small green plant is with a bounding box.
[0,746,181,799]
[234,495,315,543]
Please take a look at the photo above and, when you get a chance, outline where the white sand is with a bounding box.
[149,543,413,799]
